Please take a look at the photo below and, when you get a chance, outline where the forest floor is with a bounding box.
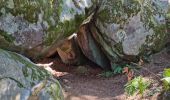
[37,49,170,100]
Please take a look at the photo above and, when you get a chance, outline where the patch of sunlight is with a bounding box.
[36,62,68,77]
[15,93,20,100]
[36,62,56,74]
[64,93,98,100]
[0,79,8,93]
[36,62,53,68]
[68,33,77,40]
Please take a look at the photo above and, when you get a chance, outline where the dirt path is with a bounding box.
[37,49,170,100]
[60,74,127,100]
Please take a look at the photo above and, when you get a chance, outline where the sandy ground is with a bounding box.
[37,49,170,100]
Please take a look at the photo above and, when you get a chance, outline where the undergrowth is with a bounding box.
[124,76,150,96]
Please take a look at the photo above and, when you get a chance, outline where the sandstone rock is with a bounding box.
[56,34,86,65]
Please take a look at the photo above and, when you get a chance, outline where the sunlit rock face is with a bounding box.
[0,49,63,100]
[0,0,94,58]
[0,0,169,68]
[56,34,86,65]
[89,0,168,66]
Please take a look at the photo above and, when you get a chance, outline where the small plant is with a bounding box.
[111,64,124,74]
[99,64,124,78]
[113,66,123,74]
[99,64,132,78]
[111,64,132,74]
[125,76,150,96]
[99,71,114,78]
[162,68,170,91]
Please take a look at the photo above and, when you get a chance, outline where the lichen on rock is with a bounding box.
[0,49,64,100]
[90,0,168,64]
[0,0,94,59]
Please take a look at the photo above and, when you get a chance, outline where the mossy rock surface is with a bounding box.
[0,0,170,69]
[89,0,169,65]
[0,49,64,100]
[0,0,94,58]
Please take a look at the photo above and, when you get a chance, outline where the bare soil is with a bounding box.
[37,49,170,100]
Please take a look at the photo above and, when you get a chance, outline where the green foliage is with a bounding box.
[99,71,114,78]
[114,67,123,74]
[100,64,131,78]
[125,76,150,96]
[162,68,170,91]
[111,64,125,74]
[112,64,134,74]
[163,69,170,77]
[99,63,134,78]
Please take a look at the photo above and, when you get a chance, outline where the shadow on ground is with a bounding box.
[36,49,170,100]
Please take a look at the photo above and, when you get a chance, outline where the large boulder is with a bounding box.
[165,1,170,54]
[77,24,110,69]
[0,0,94,59]
[0,49,63,100]
[87,0,168,67]
[0,0,169,69]
[76,0,169,68]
